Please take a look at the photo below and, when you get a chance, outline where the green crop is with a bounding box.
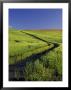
[9,29,62,81]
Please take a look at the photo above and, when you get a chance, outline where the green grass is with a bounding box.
[9,29,53,64]
[22,30,62,43]
[9,29,62,81]
[23,44,62,81]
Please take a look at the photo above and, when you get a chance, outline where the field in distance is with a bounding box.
[9,29,62,81]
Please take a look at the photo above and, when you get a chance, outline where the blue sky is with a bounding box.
[9,9,62,30]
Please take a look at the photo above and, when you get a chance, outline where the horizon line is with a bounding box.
[9,27,62,30]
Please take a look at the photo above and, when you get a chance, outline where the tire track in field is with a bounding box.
[21,31,50,45]
[9,31,59,81]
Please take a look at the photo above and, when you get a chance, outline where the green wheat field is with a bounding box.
[9,28,62,81]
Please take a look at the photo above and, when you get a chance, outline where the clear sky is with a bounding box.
[9,9,62,30]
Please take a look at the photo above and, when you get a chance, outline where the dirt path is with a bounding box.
[9,31,59,81]
[21,31,50,44]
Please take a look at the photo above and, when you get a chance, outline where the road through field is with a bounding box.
[9,31,59,81]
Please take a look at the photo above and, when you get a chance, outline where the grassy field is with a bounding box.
[22,30,62,43]
[9,29,62,81]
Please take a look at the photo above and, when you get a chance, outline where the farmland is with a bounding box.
[9,29,62,81]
